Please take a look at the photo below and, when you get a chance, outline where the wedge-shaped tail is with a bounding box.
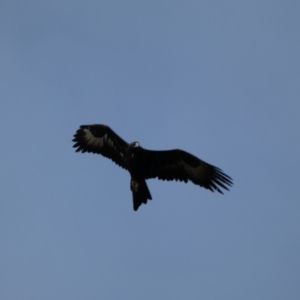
[130,179,152,211]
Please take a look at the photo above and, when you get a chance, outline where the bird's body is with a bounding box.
[73,124,233,211]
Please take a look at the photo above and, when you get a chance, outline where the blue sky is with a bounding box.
[1,1,300,299]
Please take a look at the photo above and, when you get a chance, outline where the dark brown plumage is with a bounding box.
[73,124,233,211]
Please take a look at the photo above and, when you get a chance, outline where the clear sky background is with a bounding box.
[1,1,299,299]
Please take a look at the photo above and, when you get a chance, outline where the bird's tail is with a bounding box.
[130,179,152,211]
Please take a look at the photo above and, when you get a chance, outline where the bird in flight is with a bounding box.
[72,124,233,211]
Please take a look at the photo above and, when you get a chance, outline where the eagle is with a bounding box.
[72,124,233,211]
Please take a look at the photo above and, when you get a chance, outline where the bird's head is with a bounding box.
[130,141,140,148]
[127,141,141,159]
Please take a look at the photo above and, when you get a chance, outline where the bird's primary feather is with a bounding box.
[73,125,128,169]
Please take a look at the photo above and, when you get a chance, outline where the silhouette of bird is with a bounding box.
[73,124,233,211]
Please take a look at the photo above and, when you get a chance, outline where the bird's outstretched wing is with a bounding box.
[72,125,128,169]
[141,149,233,193]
